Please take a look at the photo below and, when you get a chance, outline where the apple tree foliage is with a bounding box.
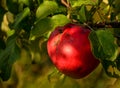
[0,0,120,84]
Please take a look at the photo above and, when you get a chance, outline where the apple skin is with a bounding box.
[47,23,100,79]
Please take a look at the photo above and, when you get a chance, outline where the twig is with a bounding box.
[88,22,120,28]
[61,0,70,8]
[61,0,71,19]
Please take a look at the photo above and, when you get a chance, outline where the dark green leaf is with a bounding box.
[102,60,120,78]
[89,30,119,61]
[6,0,33,14]
[114,0,120,15]
[30,14,70,39]
[6,0,19,14]
[78,5,87,23]
[112,28,120,38]
[108,0,114,6]
[30,18,52,39]
[18,0,34,9]
[10,7,30,29]
[0,6,7,26]
[54,6,67,15]
[0,6,6,50]
[36,1,58,19]
[0,35,20,81]
[0,39,6,50]
[116,54,120,71]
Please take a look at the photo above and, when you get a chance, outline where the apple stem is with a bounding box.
[84,23,94,31]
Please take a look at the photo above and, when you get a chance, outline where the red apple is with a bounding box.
[47,23,100,79]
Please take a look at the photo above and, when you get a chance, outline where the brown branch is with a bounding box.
[61,0,70,8]
[88,22,120,28]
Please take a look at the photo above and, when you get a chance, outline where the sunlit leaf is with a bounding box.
[18,0,29,6]
[71,0,98,7]
[51,14,70,29]
[89,30,119,61]
[36,1,58,19]
[30,14,70,39]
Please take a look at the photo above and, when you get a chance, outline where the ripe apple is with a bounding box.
[47,23,100,79]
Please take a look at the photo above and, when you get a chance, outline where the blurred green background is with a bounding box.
[0,15,120,88]
[1,0,120,88]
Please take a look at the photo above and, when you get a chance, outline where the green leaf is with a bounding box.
[30,14,70,39]
[0,6,7,26]
[30,18,52,40]
[6,0,33,14]
[0,35,20,81]
[116,54,120,71]
[10,7,30,29]
[54,6,67,15]
[102,60,120,78]
[89,30,119,61]
[78,5,87,23]
[51,14,70,29]
[71,0,98,7]
[114,0,120,15]
[36,1,58,19]
[0,39,6,50]
[18,0,29,6]
[108,0,114,5]
[6,0,19,14]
